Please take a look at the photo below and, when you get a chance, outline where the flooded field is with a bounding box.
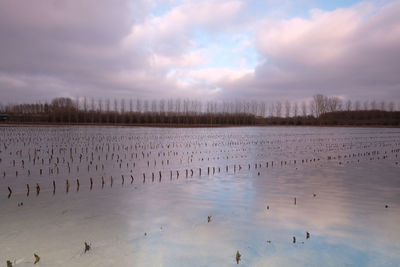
[1,126,399,266]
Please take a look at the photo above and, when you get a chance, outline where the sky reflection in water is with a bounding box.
[0,126,399,266]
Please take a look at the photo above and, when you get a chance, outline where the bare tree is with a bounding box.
[98,98,103,123]
[363,101,369,111]
[301,101,307,117]
[275,101,282,118]
[260,102,266,117]
[136,99,142,113]
[129,98,133,123]
[83,97,88,123]
[159,99,165,115]
[143,100,149,113]
[121,99,125,123]
[90,97,95,123]
[113,99,118,113]
[105,98,110,123]
[380,101,386,111]
[121,99,125,114]
[113,99,118,123]
[74,97,79,123]
[183,99,189,115]
[251,100,258,115]
[388,101,395,112]
[326,96,341,112]
[354,100,361,111]
[284,100,291,118]
[311,94,327,117]
[293,102,299,117]
[152,100,158,122]
[198,101,203,115]
[370,100,376,110]
[175,99,181,114]
[345,100,352,111]
[268,103,274,117]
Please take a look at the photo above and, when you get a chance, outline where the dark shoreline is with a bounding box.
[1,122,399,128]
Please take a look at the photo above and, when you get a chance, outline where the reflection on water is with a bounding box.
[0,126,399,266]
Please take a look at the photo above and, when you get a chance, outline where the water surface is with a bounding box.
[0,126,399,266]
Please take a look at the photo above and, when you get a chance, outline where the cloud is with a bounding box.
[0,0,248,103]
[0,0,399,104]
[247,1,400,101]
[123,0,243,64]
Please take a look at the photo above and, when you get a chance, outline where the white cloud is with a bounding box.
[0,0,399,103]
[256,3,375,65]
[243,0,400,101]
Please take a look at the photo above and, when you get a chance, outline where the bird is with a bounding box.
[7,186,12,198]
[34,253,40,264]
[306,232,310,239]
[236,250,241,264]
[36,184,40,195]
[208,216,212,223]
[84,242,91,253]
[293,236,296,243]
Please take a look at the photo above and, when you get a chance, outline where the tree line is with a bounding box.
[0,95,399,126]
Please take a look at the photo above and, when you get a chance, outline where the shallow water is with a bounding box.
[0,126,399,266]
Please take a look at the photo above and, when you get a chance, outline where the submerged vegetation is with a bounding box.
[1,126,399,265]
[0,94,399,126]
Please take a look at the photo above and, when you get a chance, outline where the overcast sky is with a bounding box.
[0,0,399,104]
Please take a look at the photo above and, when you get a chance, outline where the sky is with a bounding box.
[0,0,399,104]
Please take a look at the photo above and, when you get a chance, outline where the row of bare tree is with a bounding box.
[0,95,399,125]
[309,95,398,118]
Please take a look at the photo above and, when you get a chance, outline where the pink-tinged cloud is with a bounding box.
[236,1,400,101]
[0,0,399,104]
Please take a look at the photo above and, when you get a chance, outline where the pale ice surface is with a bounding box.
[0,126,399,266]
